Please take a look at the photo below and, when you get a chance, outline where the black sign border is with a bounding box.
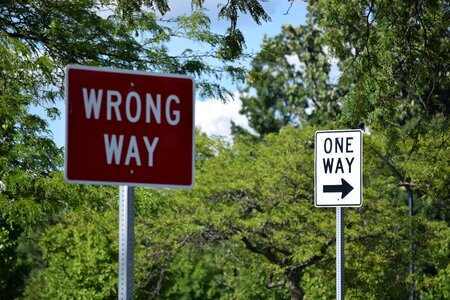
[314,129,363,208]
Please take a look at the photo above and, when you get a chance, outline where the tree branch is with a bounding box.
[298,237,335,269]
[241,236,282,266]
[266,280,286,289]
[366,141,404,181]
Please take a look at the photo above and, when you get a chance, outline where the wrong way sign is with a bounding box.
[65,65,195,188]
[314,130,362,207]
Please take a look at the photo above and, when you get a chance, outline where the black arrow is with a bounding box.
[323,178,354,199]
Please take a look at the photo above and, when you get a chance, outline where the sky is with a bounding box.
[43,1,308,147]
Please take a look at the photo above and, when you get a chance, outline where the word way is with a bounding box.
[104,134,159,167]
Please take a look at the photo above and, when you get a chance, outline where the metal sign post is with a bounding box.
[336,207,345,300]
[314,129,363,300]
[64,65,196,300]
[407,185,415,300]
[119,186,135,300]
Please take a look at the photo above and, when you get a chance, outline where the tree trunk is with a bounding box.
[286,271,304,300]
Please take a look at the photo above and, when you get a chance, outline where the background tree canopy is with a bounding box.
[0,0,449,299]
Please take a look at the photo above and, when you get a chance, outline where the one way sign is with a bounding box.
[314,130,362,207]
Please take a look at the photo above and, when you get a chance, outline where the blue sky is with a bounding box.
[42,1,308,147]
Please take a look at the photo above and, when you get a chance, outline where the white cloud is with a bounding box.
[329,57,341,84]
[323,46,342,84]
[195,93,251,137]
[285,54,304,72]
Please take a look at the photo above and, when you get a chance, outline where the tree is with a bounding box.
[304,0,450,222]
[234,18,343,136]
[0,0,263,99]
[178,127,450,299]
[306,0,449,139]
[22,198,119,300]
[0,0,273,297]
[15,128,449,299]
[204,0,449,297]
[0,33,63,297]
[3,0,448,298]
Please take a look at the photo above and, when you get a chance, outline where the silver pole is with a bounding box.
[336,207,345,300]
[119,186,135,300]
[407,186,414,300]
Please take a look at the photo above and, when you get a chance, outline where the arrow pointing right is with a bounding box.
[323,178,354,199]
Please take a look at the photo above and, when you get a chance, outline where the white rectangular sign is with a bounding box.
[315,130,362,207]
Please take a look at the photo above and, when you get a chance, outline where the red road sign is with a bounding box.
[65,65,195,188]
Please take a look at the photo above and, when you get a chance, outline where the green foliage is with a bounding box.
[23,201,119,299]
[160,245,235,299]
[218,28,246,61]
[175,127,449,298]
[11,129,449,299]
[0,173,120,298]
[0,1,271,297]
[307,0,449,140]
[218,0,271,29]
[0,0,266,100]
[400,125,450,222]
[0,223,21,298]
[236,20,343,136]
[1,0,449,299]
[0,31,63,294]
[216,0,270,61]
